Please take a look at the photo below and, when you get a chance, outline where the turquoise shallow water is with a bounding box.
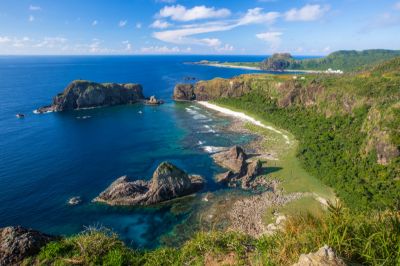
[0,55,265,248]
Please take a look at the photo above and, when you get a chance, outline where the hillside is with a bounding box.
[260,49,400,72]
[202,59,400,210]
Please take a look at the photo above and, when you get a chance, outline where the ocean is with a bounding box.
[0,55,268,248]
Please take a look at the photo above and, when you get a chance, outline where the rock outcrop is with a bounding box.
[293,245,346,266]
[0,226,56,265]
[172,77,252,101]
[213,146,247,175]
[212,146,263,189]
[145,95,164,105]
[36,80,145,113]
[93,162,204,206]
[173,84,196,101]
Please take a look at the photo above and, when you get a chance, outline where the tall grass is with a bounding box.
[29,205,400,265]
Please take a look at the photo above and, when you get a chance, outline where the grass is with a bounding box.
[28,206,400,265]
[212,101,335,215]
[263,196,325,224]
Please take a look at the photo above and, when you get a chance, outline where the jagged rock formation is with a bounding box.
[93,162,204,206]
[172,77,252,101]
[212,146,263,189]
[0,226,56,265]
[36,80,145,113]
[292,245,346,266]
[145,95,164,105]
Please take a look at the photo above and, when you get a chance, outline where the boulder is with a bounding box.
[145,95,164,105]
[212,146,247,175]
[215,171,235,184]
[173,84,195,101]
[36,80,145,113]
[241,160,262,189]
[213,146,265,189]
[93,162,204,206]
[293,245,346,266]
[0,226,56,265]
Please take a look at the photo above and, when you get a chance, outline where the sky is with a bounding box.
[0,0,399,55]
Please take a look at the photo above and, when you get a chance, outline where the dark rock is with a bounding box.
[212,146,247,175]
[213,146,264,189]
[242,160,262,189]
[93,162,204,206]
[0,226,56,265]
[215,171,236,184]
[36,80,145,113]
[173,84,195,101]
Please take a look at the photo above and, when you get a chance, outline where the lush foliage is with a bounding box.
[215,88,399,210]
[259,49,400,71]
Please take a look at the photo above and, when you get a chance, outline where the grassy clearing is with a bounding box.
[263,196,325,224]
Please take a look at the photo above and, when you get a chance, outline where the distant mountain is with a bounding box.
[260,49,400,72]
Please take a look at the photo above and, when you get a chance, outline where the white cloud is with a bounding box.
[0,36,11,43]
[150,20,171,29]
[215,44,234,52]
[153,22,235,44]
[29,15,35,22]
[256,31,283,48]
[159,5,231,21]
[200,38,221,47]
[36,37,67,48]
[122,40,132,52]
[136,23,142,29]
[323,46,331,53]
[119,20,127,27]
[141,46,180,53]
[238,8,280,25]
[92,20,98,26]
[29,5,41,11]
[395,2,400,10]
[285,4,329,21]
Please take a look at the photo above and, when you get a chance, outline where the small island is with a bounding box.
[35,80,145,113]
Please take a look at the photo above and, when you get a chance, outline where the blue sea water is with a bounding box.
[0,55,269,248]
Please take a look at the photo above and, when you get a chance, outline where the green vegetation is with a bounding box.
[27,206,400,265]
[215,69,400,210]
[220,49,400,72]
[291,49,400,71]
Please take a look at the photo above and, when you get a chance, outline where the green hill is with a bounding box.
[260,49,400,72]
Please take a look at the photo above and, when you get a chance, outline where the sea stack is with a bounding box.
[93,162,205,206]
[36,80,145,113]
[212,146,263,189]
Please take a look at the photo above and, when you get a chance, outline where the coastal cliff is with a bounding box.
[36,80,145,113]
[173,76,252,101]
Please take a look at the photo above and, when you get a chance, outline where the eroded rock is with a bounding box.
[213,146,264,189]
[93,162,204,206]
[0,226,56,265]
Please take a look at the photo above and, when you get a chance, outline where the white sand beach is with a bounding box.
[197,101,291,144]
[202,63,261,71]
